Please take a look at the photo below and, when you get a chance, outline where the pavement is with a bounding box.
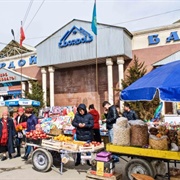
[0,148,178,180]
[0,148,125,180]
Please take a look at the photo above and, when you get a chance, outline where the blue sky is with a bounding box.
[0,0,180,50]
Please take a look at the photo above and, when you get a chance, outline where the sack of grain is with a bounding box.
[130,124,149,147]
[116,117,128,127]
[113,125,130,146]
[149,135,168,150]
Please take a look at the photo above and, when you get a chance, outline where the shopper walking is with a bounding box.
[88,104,101,143]
[0,111,16,161]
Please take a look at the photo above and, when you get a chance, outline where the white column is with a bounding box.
[48,66,55,107]
[28,81,32,94]
[172,102,177,114]
[21,82,26,98]
[41,67,47,106]
[117,57,125,112]
[161,101,165,116]
[106,58,113,105]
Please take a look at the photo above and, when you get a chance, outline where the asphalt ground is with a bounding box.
[0,147,179,180]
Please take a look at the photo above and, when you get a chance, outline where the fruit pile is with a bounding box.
[15,122,27,132]
[53,134,72,142]
[26,130,49,140]
[83,141,101,147]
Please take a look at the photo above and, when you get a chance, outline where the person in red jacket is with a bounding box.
[88,104,101,143]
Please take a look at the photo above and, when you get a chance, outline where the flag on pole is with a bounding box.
[20,24,25,46]
[91,1,97,35]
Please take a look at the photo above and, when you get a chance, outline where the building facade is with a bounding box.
[1,20,180,115]
[132,22,180,114]
[36,19,132,113]
[0,41,40,100]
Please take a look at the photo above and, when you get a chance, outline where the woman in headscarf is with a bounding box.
[0,111,16,161]
[21,108,38,160]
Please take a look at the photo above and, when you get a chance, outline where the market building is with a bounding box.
[1,19,180,115]
[0,40,39,100]
[36,19,133,113]
[132,21,180,115]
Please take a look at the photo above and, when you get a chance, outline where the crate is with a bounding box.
[79,143,104,152]
[94,143,105,152]
[171,175,180,180]
[41,139,62,151]
[86,170,122,180]
[79,145,94,152]
[26,138,42,145]
[62,141,78,151]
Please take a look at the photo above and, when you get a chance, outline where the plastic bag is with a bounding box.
[18,132,23,138]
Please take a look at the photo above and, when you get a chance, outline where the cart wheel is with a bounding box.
[32,148,53,172]
[151,160,166,176]
[125,158,155,180]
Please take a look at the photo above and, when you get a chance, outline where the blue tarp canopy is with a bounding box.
[121,60,180,102]
[5,98,40,107]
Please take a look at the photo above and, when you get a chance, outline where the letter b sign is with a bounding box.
[148,34,160,45]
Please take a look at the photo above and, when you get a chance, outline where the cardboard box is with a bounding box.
[91,159,115,176]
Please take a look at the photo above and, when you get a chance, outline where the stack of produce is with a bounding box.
[53,134,72,142]
[168,130,177,144]
[177,131,180,146]
[26,130,50,140]
[149,125,168,150]
[129,120,148,147]
[113,117,130,146]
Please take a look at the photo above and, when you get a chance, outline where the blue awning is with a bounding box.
[120,60,180,102]
[8,90,21,95]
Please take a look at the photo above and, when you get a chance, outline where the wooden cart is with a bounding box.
[106,143,180,180]
[26,140,104,174]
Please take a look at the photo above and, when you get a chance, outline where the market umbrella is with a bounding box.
[4,98,40,107]
[121,60,180,102]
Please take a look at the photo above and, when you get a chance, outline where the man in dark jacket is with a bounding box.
[122,103,138,120]
[102,101,119,143]
[102,101,119,163]
[14,107,27,158]
[72,103,94,166]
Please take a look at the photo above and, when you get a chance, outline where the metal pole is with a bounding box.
[20,58,22,98]
[95,34,98,92]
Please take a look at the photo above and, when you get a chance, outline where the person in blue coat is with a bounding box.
[72,103,94,166]
[21,108,38,160]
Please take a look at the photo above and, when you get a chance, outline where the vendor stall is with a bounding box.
[26,138,104,173]
[116,61,180,180]
[106,144,180,180]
